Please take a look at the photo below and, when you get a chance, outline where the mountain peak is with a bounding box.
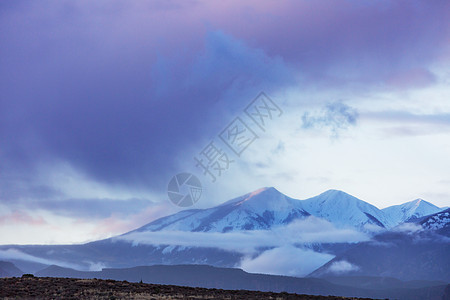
[321,189,350,197]
[219,187,280,207]
[315,189,360,204]
[398,198,438,211]
[136,187,309,233]
[382,198,443,225]
[227,187,273,206]
[247,186,279,197]
[414,198,436,206]
[324,189,345,193]
[240,187,269,200]
[244,186,282,198]
[230,186,301,213]
[301,190,391,229]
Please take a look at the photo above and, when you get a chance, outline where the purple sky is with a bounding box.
[1,0,449,244]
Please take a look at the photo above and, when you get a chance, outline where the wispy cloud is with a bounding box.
[386,68,437,89]
[363,111,450,126]
[301,101,359,137]
[392,222,423,234]
[0,211,47,226]
[87,203,176,238]
[326,260,360,274]
[240,246,334,277]
[116,217,365,277]
[0,248,81,270]
[117,217,369,254]
[358,110,450,137]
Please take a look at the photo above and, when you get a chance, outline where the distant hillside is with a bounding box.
[0,261,23,277]
[310,210,450,282]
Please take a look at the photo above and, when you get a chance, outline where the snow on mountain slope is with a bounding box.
[131,187,396,235]
[301,190,394,230]
[417,208,450,231]
[134,187,310,233]
[382,199,443,226]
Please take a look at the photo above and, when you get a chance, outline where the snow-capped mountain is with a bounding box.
[133,187,392,234]
[134,187,310,233]
[382,199,443,226]
[301,190,394,230]
[0,186,447,282]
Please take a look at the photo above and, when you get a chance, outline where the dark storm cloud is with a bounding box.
[231,0,450,85]
[0,0,449,206]
[0,1,294,199]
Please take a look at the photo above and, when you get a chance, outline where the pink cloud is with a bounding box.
[0,211,48,226]
[87,202,177,237]
[386,68,436,89]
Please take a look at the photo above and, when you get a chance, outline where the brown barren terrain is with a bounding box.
[0,275,374,299]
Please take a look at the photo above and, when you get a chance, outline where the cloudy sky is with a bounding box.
[1,0,449,244]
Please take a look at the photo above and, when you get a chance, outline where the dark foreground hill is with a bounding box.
[0,275,372,300]
[34,264,449,300]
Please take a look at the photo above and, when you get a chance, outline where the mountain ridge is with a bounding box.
[133,187,311,233]
[0,187,447,281]
[129,187,444,236]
